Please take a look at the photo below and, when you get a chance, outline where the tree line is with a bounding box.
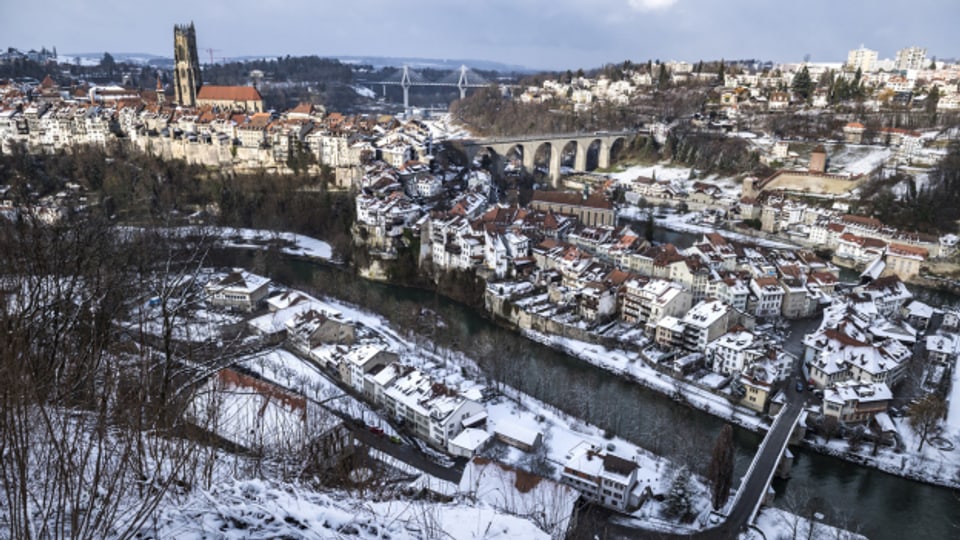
[855,141,960,233]
[0,144,356,258]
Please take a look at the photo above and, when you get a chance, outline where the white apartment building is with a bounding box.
[681,300,731,351]
[561,444,640,512]
[380,368,485,449]
[705,330,765,375]
[750,276,784,319]
[204,269,271,312]
[895,46,927,71]
[847,46,878,73]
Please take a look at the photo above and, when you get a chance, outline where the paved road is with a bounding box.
[609,400,804,539]
[345,419,464,483]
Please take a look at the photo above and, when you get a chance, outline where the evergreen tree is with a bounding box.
[658,64,670,89]
[644,212,655,243]
[707,424,735,510]
[791,65,814,101]
[100,52,117,79]
[663,466,695,520]
[852,68,863,98]
[926,86,940,114]
[717,59,725,86]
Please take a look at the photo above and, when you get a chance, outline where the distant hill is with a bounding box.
[61,52,172,67]
[333,55,534,73]
[60,52,533,73]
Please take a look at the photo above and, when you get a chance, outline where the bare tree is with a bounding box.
[909,393,947,452]
[0,214,226,539]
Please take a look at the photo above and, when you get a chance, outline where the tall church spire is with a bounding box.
[173,23,202,107]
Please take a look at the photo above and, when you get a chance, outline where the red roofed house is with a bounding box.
[197,85,264,113]
[843,122,866,144]
[837,233,886,264]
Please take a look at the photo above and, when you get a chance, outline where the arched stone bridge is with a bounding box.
[454,129,648,186]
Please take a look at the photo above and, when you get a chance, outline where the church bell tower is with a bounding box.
[173,22,202,107]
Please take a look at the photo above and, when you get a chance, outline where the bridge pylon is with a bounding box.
[457,64,468,100]
[401,65,412,110]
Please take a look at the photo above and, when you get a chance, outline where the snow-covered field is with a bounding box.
[827,144,892,175]
[610,162,744,199]
[153,479,551,540]
[352,85,377,99]
[211,227,333,260]
[751,507,867,540]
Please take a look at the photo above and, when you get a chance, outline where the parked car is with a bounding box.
[368,426,385,436]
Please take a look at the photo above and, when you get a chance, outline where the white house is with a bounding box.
[705,330,765,375]
[681,300,731,351]
[204,269,271,311]
[560,443,640,512]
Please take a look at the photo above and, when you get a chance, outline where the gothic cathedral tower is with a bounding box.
[173,23,202,107]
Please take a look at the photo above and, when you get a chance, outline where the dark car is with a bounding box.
[795,381,804,392]
[368,426,385,436]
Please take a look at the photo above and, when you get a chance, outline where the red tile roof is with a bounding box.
[197,85,263,102]
[888,243,928,258]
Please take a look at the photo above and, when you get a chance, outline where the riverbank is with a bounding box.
[509,321,960,492]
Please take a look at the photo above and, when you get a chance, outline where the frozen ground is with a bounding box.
[749,507,867,540]
[826,144,892,175]
[609,163,743,200]
[129,302,243,343]
[212,227,333,260]
[152,479,551,540]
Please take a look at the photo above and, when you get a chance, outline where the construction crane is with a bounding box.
[204,48,222,65]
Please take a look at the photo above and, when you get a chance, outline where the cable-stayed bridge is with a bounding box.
[364,65,507,109]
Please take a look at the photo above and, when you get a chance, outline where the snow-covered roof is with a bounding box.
[874,411,897,433]
[343,344,389,369]
[903,300,935,319]
[708,330,758,352]
[493,421,541,447]
[249,299,342,335]
[449,428,492,452]
[384,368,474,421]
[206,268,270,295]
[682,300,729,329]
[657,315,685,332]
[824,380,892,405]
[925,334,957,355]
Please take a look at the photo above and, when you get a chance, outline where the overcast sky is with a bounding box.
[2,0,956,70]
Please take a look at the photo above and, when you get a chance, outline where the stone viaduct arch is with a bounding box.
[459,130,641,187]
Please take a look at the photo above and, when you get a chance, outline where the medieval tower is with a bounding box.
[173,23,202,107]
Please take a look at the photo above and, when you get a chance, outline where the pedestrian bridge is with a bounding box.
[727,402,805,528]
[453,129,648,186]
